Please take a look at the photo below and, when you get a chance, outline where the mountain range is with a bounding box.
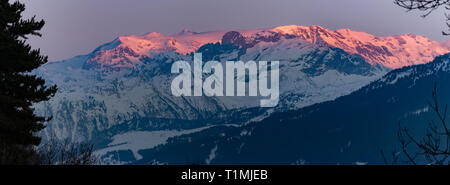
[83,25,449,69]
[32,25,450,164]
[135,53,450,165]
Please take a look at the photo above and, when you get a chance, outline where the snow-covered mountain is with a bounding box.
[32,25,449,164]
[134,53,450,165]
[271,25,449,69]
[82,25,449,70]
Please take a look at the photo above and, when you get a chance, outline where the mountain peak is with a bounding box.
[268,25,449,69]
[310,25,326,29]
[143,32,165,38]
[222,31,246,46]
[171,29,198,37]
[82,25,449,69]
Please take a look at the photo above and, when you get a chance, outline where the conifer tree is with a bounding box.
[0,0,57,164]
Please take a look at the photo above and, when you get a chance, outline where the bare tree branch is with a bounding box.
[37,134,99,165]
[395,0,450,35]
[389,83,450,165]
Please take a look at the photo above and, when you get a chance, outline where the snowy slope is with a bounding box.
[270,25,449,69]
[34,37,385,143]
[82,25,449,70]
[32,25,449,164]
[134,53,450,165]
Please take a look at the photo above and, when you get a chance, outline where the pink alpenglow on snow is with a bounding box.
[270,25,450,69]
[85,25,450,69]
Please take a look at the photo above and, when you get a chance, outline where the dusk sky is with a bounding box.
[19,0,448,61]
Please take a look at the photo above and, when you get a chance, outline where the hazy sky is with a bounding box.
[18,0,448,61]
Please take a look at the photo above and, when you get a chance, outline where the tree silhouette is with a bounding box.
[382,83,450,165]
[0,0,57,164]
[37,134,99,165]
[395,0,450,35]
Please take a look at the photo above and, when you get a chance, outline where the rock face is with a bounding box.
[32,25,449,164]
[222,31,247,47]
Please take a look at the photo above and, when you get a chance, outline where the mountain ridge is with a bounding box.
[132,53,450,165]
[79,25,449,69]
[33,25,450,164]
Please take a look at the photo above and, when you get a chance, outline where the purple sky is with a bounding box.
[19,0,448,61]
